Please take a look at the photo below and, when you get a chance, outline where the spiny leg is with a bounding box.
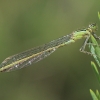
[80,35,100,57]
[85,42,99,46]
[80,35,93,55]
[93,33,100,40]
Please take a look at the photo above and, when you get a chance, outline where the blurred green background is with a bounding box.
[0,0,100,100]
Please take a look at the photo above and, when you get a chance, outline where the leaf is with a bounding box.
[90,89,98,100]
[98,12,100,20]
[89,35,100,67]
[91,61,100,82]
[96,90,100,99]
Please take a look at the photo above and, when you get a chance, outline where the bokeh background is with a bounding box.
[0,0,100,100]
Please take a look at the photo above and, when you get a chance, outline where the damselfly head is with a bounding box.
[88,23,98,33]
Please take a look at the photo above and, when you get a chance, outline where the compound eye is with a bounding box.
[89,23,96,28]
[88,23,98,32]
[92,23,96,26]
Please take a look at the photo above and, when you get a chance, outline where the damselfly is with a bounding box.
[0,23,99,72]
